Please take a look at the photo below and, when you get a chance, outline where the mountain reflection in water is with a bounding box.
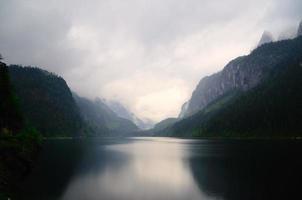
[19,138,302,200]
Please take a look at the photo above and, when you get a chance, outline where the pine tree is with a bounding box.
[0,55,23,134]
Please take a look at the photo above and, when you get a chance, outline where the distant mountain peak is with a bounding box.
[104,99,154,130]
[181,34,302,118]
[297,20,302,37]
[257,31,273,47]
[163,34,302,137]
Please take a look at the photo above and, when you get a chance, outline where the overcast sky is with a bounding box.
[0,0,301,122]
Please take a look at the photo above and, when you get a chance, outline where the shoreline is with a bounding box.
[42,136,302,140]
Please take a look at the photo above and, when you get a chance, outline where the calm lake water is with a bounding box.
[18,137,302,200]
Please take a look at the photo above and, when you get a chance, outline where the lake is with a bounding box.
[17,137,302,200]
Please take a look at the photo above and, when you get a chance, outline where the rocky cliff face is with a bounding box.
[298,21,302,37]
[182,39,296,117]
[257,31,273,47]
[171,36,302,137]
[178,101,189,118]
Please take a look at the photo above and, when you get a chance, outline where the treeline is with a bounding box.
[0,60,23,134]
[166,37,302,138]
[74,94,139,137]
[6,64,138,138]
[8,65,83,137]
[0,57,42,198]
[0,55,139,197]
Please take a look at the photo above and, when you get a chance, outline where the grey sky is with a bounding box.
[0,0,301,122]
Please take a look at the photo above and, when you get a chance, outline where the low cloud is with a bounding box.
[1,0,301,122]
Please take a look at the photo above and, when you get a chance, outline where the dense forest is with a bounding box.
[6,65,139,138]
[8,65,84,137]
[0,61,23,134]
[0,58,139,198]
[162,36,302,137]
[74,94,139,137]
[0,58,42,198]
[152,118,178,133]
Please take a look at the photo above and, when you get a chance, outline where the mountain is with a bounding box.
[178,101,189,118]
[1,60,41,198]
[182,33,298,118]
[104,100,134,121]
[257,31,273,47]
[0,62,23,133]
[166,35,302,137]
[135,118,155,130]
[298,20,302,37]
[7,65,139,137]
[153,118,178,133]
[104,100,154,130]
[73,94,139,136]
[8,65,83,137]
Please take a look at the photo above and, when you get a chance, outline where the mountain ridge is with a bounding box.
[181,33,301,118]
[257,31,274,47]
[165,36,302,137]
[103,100,154,130]
[8,65,83,137]
[73,94,139,136]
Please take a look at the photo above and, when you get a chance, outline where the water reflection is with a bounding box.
[189,140,302,200]
[61,138,215,200]
[19,138,302,200]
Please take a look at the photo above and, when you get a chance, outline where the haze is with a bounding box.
[0,0,301,122]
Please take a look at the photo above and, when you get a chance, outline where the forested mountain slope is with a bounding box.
[182,35,302,118]
[0,62,23,133]
[162,36,302,137]
[104,100,154,130]
[74,94,139,136]
[9,65,83,137]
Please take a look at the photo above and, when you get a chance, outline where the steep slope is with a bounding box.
[0,62,23,133]
[1,61,41,197]
[169,36,302,137]
[73,95,109,136]
[104,100,133,120]
[104,100,154,130]
[182,34,302,118]
[257,31,274,47]
[153,118,178,133]
[298,20,302,37]
[74,94,139,136]
[178,102,189,118]
[8,65,83,137]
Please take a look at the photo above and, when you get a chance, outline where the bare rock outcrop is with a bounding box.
[257,31,273,47]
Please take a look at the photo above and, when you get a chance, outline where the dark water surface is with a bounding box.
[18,138,302,200]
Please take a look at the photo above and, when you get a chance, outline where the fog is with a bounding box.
[0,0,301,122]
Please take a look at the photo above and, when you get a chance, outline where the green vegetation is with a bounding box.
[6,65,138,138]
[0,127,42,198]
[0,59,42,198]
[8,65,83,137]
[0,62,23,134]
[74,94,139,137]
[167,36,302,137]
[153,118,178,135]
